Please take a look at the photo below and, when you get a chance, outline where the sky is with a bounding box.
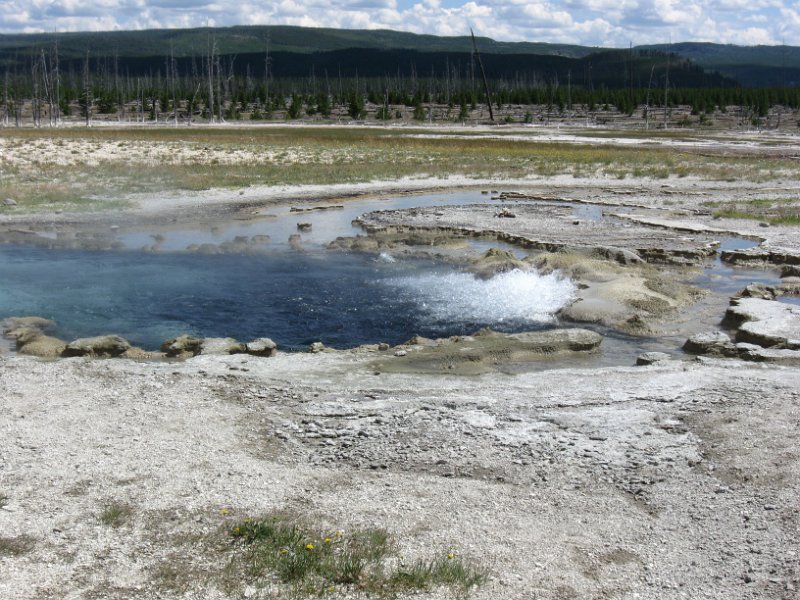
[2,0,800,47]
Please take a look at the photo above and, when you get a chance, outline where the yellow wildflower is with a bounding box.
[306,543,315,551]
[447,552,455,560]
[324,537,332,544]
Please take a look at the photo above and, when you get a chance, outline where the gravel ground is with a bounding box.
[1,351,799,599]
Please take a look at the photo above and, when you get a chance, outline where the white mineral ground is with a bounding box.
[1,127,799,599]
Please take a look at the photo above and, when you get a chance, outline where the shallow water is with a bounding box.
[693,245,780,295]
[120,191,501,252]
[117,191,610,255]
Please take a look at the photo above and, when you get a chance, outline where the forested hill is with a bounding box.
[639,43,800,87]
[0,25,594,60]
[0,26,734,91]
[0,25,797,88]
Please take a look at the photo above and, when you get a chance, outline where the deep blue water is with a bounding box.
[0,245,573,351]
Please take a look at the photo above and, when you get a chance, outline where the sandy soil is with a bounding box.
[1,126,800,599]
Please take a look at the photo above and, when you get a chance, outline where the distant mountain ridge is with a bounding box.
[0,25,798,87]
[639,42,800,87]
[0,25,596,59]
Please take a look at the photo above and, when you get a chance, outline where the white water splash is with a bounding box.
[383,268,575,326]
[376,252,397,263]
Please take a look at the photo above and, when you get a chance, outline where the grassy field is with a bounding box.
[1,126,799,212]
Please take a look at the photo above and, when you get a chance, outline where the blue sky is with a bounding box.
[2,1,799,47]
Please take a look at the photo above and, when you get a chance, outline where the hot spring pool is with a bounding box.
[0,245,575,351]
[0,191,784,364]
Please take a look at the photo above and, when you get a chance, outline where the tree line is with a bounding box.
[2,40,800,127]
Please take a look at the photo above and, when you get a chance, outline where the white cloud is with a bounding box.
[716,26,776,45]
[654,0,702,25]
[713,0,782,9]
[0,0,798,46]
[518,3,574,27]
[565,0,638,21]
[780,7,800,27]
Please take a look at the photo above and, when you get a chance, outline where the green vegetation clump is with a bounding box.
[391,555,489,591]
[228,513,488,597]
[714,209,800,225]
[709,197,800,225]
[0,535,35,556]
[99,502,134,528]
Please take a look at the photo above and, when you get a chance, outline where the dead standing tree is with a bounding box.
[51,38,61,126]
[31,51,41,127]
[206,27,216,123]
[82,50,92,126]
[166,43,179,125]
[2,71,8,126]
[39,46,60,127]
[644,63,655,130]
[470,28,494,122]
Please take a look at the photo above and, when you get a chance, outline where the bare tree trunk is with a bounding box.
[188,81,201,127]
[53,38,61,126]
[14,67,21,127]
[83,50,92,127]
[470,29,494,122]
[567,69,571,117]
[428,67,433,123]
[40,49,55,127]
[663,42,670,130]
[207,28,215,123]
[663,61,669,129]
[445,56,450,107]
[31,53,40,127]
[170,44,178,125]
[264,33,270,109]
[222,55,236,121]
[645,64,655,130]
[2,71,8,127]
[114,51,122,122]
[215,56,223,122]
